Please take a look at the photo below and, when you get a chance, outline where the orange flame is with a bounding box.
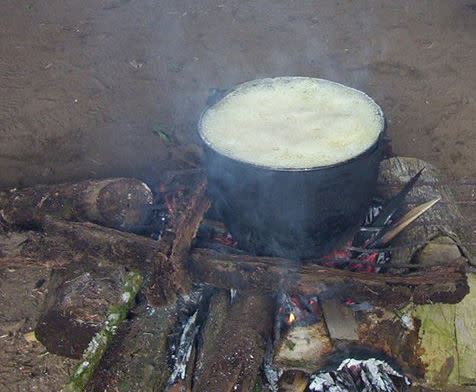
[288,313,296,324]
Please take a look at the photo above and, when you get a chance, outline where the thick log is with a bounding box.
[35,261,128,359]
[193,291,274,392]
[38,170,209,305]
[377,157,473,265]
[86,301,179,392]
[0,178,154,232]
[64,271,143,391]
[189,248,469,307]
[87,286,208,392]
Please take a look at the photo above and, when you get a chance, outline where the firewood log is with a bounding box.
[189,248,469,307]
[0,178,154,232]
[63,271,143,391]
[377,157,473,266]
[86,300,180,392]
[192,291,274,392]
[35,261,129,359]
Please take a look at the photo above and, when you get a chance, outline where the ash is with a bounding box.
[167,285,209,386]
[309,358,411,392]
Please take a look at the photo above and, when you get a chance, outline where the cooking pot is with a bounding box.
[198,78,385,259]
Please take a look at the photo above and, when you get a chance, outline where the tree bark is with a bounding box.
[0,178,154,232]
[189,248,469,307]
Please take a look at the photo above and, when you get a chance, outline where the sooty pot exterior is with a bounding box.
[202,136,384,260]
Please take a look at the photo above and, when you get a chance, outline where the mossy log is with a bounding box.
[64,271,143,392]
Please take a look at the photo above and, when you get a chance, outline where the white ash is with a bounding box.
[364,204,383,226]
[309,358,410,392]
[262,338,282,392]
[230,288,238,303]
[168,310,200,384]
[167,287,208,386]
[400,313,414,330]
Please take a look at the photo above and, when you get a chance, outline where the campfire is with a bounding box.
[0,155,473,392]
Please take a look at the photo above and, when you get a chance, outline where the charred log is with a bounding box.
[192,291,274,392]
[87,286,208,392]
[189,248,469,307]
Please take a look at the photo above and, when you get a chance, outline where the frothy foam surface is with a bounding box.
[200,77,384,169]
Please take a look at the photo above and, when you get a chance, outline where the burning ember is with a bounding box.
[287,312,296,324]
[277,293,321,329]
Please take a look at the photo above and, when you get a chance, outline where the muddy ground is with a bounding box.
[1,0,475,390]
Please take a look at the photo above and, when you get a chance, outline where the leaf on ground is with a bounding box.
[152,125,173,145]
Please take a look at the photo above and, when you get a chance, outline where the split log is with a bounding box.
[377,157,473,265]
[189,248,469,307]
[320,298,358,341]
[35,261,128,359]
[274,316,333,373]
[0,178,154,231]
[64,271,143,391]
[193,291,274,392]
[87,286,208,392]
[86,301,179,392]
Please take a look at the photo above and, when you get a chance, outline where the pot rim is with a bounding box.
[198,76,386,172]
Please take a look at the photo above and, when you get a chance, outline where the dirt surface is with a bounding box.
[1,0,476,390]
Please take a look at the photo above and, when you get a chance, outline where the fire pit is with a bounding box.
[0,140,473,390]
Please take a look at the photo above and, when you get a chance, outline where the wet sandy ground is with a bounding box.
[1,0,476,390]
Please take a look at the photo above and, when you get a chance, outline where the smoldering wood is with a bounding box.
[0,178,154,232]
[192,291,274,392]
[377,157,473,266]
[35,260,128,359]
[3,169,208,368]
[87,285,208,392]
[189,248,469,307]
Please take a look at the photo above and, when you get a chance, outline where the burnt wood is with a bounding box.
[189,248,469,307]
[192,291,274,392]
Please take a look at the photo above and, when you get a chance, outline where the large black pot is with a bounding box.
[198,83,385,260]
